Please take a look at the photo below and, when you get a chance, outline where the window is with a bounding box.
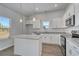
[42,21,49,29]
[0,16,10,39]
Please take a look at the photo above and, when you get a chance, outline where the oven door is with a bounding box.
[60,35,66,56]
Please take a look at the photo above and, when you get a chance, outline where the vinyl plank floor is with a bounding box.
[0,46,14,56]
[0,44,63,56]
[42,43,63,56]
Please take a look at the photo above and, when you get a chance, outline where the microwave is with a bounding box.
[66,15,75,26]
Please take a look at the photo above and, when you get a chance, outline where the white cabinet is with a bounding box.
[55,18,64,28]
[51,34,60,44]
[74,3,79,13]
[66,39,72,56]
[75,12,79,26]
[65,4,75,19]
[74,4,79,26]
[50,17,64,28]
[33,19,41,28]
[63,4,75,27]
[41,34,50,43]
[63,4,79,27]
[41,34,60,45]
[66,38,79,56]
[68,4,75,17]
[64,4,79,26]
[25,19,41,28]
[25,19,33,24]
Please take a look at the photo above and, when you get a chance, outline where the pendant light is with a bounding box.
[33,17,36,21]
[20,18,23,22]
[20,3,23,23]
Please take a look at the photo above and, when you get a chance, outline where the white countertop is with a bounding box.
[14,34,43,40]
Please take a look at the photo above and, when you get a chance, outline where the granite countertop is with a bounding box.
[33,28,67,34]
[60,33,72,38]
[33,31,67,34]
[14,34,43,40]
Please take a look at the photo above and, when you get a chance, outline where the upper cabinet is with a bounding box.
[25,17,41,28]
[63,4,76,27]
[25,19,33,24]
[74,4,79,26]
[50,17,64,28]
[33,19,41,28]
[67,4,75,17]
[74,3,79,13]
[64,4,75,20]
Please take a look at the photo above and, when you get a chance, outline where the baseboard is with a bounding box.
[0,44,13,51]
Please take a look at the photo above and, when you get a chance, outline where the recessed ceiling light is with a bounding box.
[35,8,39,11]
[54,4,58,7]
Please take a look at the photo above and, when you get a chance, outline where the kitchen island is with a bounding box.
[14,34,43,56]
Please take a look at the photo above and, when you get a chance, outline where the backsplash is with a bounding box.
[32,28,66,33]
[66,25,79,33]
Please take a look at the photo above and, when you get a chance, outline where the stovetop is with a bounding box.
[72,34,79,38]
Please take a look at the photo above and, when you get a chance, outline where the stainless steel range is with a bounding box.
[60,30,79,56]
[60,35,66,56]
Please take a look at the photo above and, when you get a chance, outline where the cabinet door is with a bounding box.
[64,4,75,27]
[75,12,79,26]
[42,34,51,44]
[33,20,40,28]
[51,34,60,45]
[74,3,79,13]
[71,46,79,56]
[66,39,75,56]
[63,12,67,21]
[69,4,75,16]
[42,34,60,45]
[66,4,75,18]
[74,4,79,26]
[64,4,75,20]
[51,18,64,28]
[26,20,33,24]
[66,40,71,56]
[41,34,46,43]
[66,9,70,19]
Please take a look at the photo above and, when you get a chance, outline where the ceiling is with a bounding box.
[0,3,70,16]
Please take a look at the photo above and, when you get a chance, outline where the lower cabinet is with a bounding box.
[66,40,72,56]
[66,39,79,56]
[41,34,60,45]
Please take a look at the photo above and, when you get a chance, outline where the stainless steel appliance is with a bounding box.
[60,35,66,56]
[66,15,75,26]
[71,30,79,38]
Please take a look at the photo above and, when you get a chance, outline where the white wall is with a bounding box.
[0,5,27,50]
